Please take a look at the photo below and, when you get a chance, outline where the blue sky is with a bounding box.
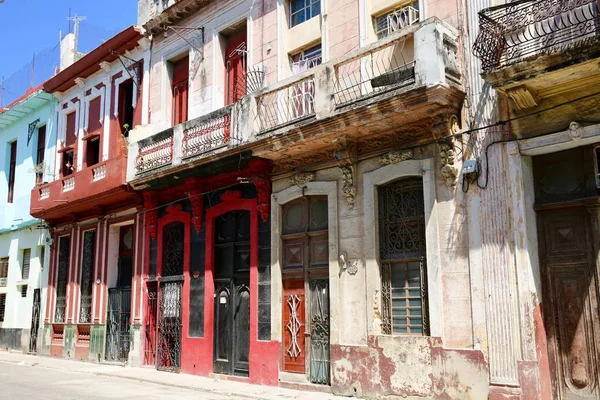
[0,0,138,105]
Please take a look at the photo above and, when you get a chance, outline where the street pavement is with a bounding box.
[0,351,340,400]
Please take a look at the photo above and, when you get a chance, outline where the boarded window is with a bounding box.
[22,248,31,279]
[0,294,6,321]
[65,111,77,147]
[378,178,429,335]
[87,96,102,134]
[7,141,17,203]
[36,126,46,185]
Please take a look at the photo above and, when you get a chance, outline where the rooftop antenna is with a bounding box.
[68,14,87,56]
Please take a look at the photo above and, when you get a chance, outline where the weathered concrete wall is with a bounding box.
[331,336,488,399]
[0,328,22,351]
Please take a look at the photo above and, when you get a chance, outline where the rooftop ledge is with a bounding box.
[128,17,463,186]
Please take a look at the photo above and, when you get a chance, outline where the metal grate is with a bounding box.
[54,236,71,323]
[333,36,415,107]
[144,286,158,365]
[22,249,31,280]
[378,178,428,335]
[157,281,182,372]
[0,294,6,322]
[374,3,419,39]
[473,0,600,71]
[257,76,316,132]
[182,106,234,158]
[79,231,96,323]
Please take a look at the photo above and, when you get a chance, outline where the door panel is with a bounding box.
[233,283,250,375]
[309,279,330,385]
[214,283,231,373]
[29,289,41,353]
[538,209,600,399]
[282,279,306,373]
[157,281,182,371]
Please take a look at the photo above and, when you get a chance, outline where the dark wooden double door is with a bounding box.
[213,210,251,377]
[537,207,600,399]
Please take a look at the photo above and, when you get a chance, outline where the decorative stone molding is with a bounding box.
[252,177,271,223]
[440,143,458,187]
[340,165,357,209]
[290,172,316,186]
[568,121,583,141]
[505,86,539,110]
[74,77,86,88]
[99,61,111,73]
[379,150,414,165]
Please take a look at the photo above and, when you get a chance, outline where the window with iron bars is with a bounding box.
[290,0,320,28]
[22,249,31,280]
[0,257,8,288]
[378,177,429,335]
[291,44,322,73]
[0,293,6,322]
[374,2,420,40]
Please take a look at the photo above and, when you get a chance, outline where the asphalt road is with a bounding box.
[0,361,247,400]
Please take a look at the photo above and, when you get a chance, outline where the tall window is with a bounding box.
[36,126,46,185]
[61,150,75,177]
[374,2,420,39]
[79,230,96,323]
[0,257,8,287]
[378,178,428,335]
[7,141,17,203]
[22,248,31,280]
[119,79,135,139]
[55,236,71,323]
[171,56,189,126]
[0,293,6,322]
[290,0,320,27]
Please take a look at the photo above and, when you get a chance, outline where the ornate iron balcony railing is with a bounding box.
[473,0,600,71]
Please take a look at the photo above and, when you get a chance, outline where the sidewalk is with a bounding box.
[0,351,342,400]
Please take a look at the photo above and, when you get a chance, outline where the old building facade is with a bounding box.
[20,0,600,399]
[0,87,54,353]
[33,27,150,364]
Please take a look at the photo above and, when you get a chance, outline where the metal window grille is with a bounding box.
[290,0,321,27]
[378,178,429,335]
[22,249,31,280]
[291,44,322,73]
[0,294,5,322]
[21,285,28,298]
[374,2,420,40]
[79,230,96,323]
[0,257,8,288]
[54,236,71,323]
[39,246,45,271]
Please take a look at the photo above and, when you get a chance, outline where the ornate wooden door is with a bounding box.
[281,196,330,384]
[537,207,600,399]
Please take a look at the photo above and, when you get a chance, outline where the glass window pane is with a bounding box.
[291,11,304,27]
[311,1,321,18]
[284,202,304,233]
[393,325,407,334]
[291,0,304,13]
[409,298,422,307]
[309,197,328,230]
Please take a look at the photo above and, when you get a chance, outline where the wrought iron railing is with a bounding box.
[473,0,600,71]
[257,75,316,132]
[136,128,174,174]
[333,36,415,106]
[182,105,235,158]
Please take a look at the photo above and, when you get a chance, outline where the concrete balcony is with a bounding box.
[128,18,463,187]
[30,154,138,225]
[473,0,600,137]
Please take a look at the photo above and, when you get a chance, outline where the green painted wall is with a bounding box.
[89,324,106,362]
[62,325,76,358]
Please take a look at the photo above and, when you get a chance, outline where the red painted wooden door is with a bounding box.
[282,279,306,373]
[225,28,247,105]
